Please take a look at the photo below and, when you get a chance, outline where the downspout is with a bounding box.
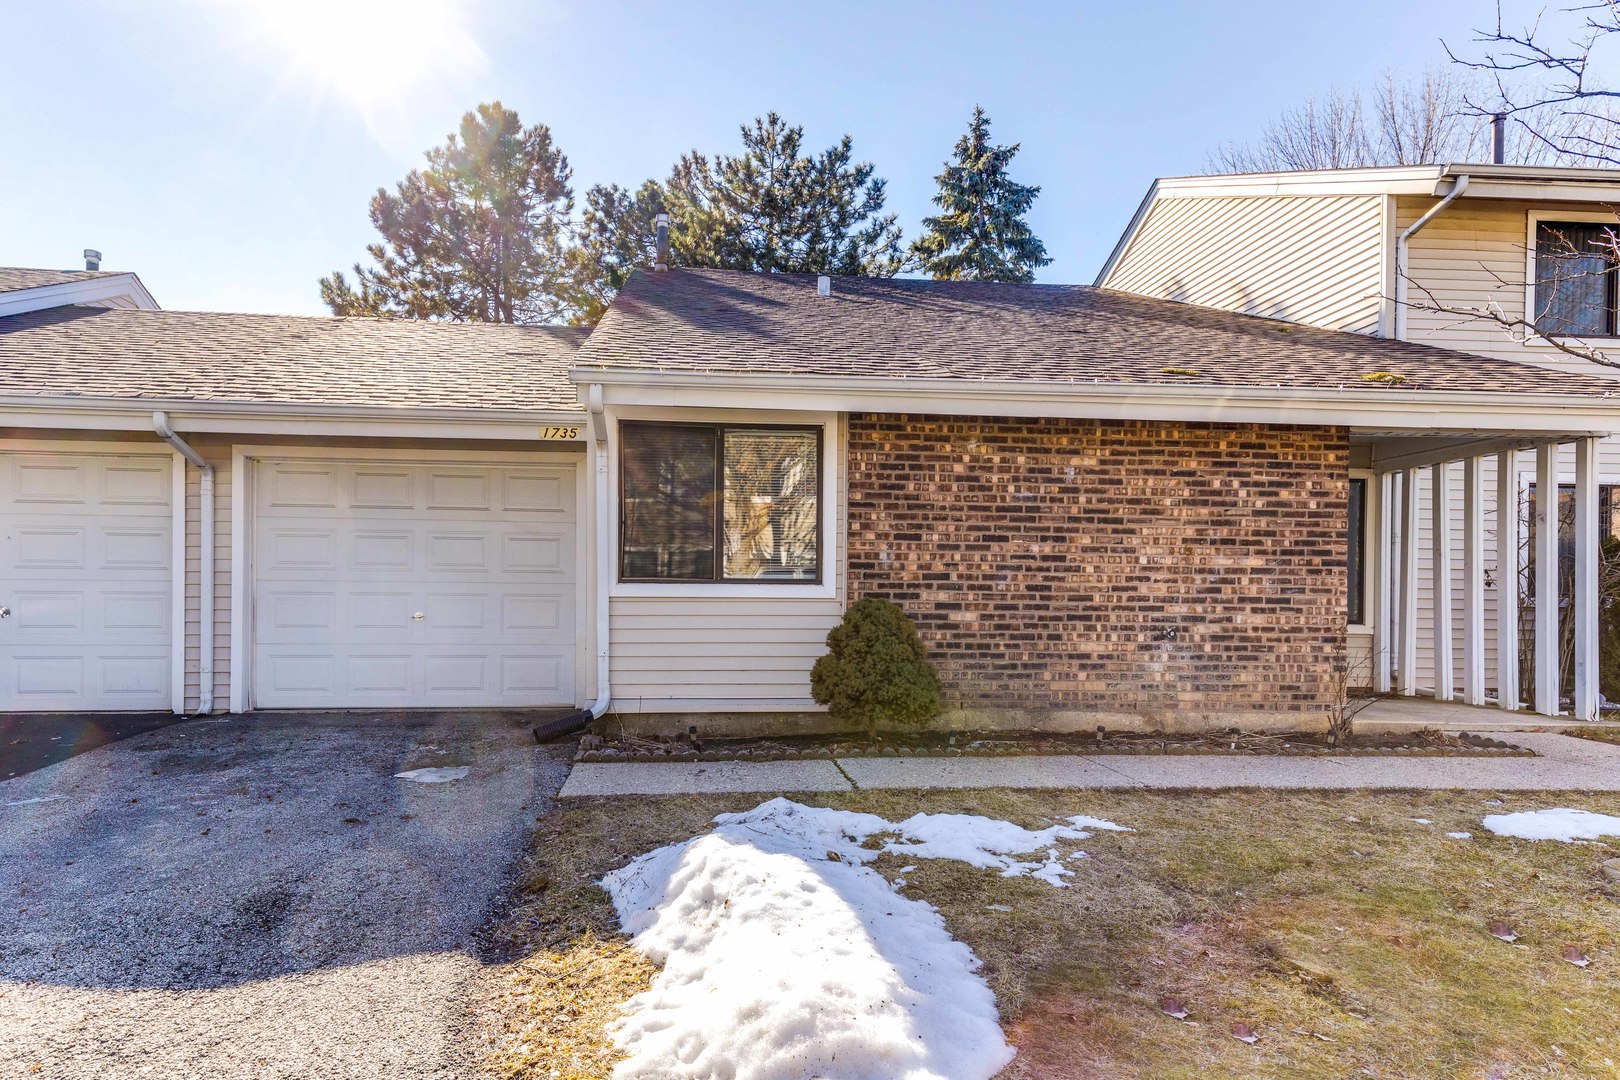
[585,381,611,719]
[533,382,611,743]
[1393,174,1469,340]
[153,411,214,715]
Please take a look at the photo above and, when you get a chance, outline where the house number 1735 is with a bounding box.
[539,426,581,440]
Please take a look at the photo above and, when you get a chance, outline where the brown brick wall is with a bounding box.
[845,415,1350,731]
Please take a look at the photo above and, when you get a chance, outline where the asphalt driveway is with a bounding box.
[0,710,573,1078]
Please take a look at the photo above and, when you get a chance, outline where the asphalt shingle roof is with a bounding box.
[0,306,586,411]
[577,268,1620,397]
[0,268,121,293]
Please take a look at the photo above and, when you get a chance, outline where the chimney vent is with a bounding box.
[1492,112,1507,164]
[83,248,102,272]
[817,275,831,297]
[654,213,669,271]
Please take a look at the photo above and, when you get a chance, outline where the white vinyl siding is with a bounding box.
[607,413,847,713]
[1397,196,1620,369]
[183,446,230,713]
[1104,194,1386,334]
[608,597,844,710]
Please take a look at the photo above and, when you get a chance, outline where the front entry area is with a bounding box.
[249,456,578,709]
[0,448,174,712]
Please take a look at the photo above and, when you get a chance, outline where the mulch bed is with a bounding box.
[574,727,1533,764]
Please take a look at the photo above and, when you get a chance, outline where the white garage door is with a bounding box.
[251,458,578,709]
[0,450,174,711]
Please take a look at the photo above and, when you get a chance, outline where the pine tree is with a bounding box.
[911,107,1050,283]
[565,179,668,325]
[579,112,906,300]
[320,102,576,324]
[671,113,905,276]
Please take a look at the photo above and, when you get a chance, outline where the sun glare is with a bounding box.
[229,0,486,114]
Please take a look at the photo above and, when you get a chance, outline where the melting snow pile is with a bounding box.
[1483,808,1620,842]
[393,766,470,783]
[601,797,1130,1080]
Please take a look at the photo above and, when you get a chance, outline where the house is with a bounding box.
[1097,162,1620,718]
[0,271,586,715]
[5,256,1619,734]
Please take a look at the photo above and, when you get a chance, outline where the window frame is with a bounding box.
[1523,210,1620,347]
[1348,475,1368,628]
[617,418,826,587]
[1347,468,1376,633]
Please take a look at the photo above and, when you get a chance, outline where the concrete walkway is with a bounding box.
[558,731,1620,797]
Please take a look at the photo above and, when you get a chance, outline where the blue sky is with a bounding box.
[3,0,1493,316]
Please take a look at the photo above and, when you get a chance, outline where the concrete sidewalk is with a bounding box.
[558,731,1620,797]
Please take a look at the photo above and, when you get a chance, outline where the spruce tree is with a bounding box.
[576,112,906,305]
[320,102,576,324]
[911,106,1051,283]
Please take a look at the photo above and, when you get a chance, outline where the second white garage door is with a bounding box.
[251,458,578,709]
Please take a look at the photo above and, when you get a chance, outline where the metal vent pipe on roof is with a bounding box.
[1492,113,1507,164]
[83,249,101,271]
[654,213,669,271]
[817,275,831,297]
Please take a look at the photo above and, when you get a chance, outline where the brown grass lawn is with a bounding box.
[485,788,1620,1080]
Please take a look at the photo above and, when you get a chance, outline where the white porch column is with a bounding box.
[1399,467,1420,696]
[1463,456,1487,706]
[1534,442,1561,716]
[1496,451,1521,711]
[1574,437,1600,721]
[1373,471,1394,693]
[1430,462,1455,701]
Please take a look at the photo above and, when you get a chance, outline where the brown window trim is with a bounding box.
[619,419,825,585]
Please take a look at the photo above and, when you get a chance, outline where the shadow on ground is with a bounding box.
[1,711,192,780]
[0,710,574,991]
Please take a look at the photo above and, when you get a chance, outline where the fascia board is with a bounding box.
[571,369,1620,436]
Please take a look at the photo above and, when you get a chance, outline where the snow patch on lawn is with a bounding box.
[1483,808,1620,842]
[393,766,469,783]
[601,798,1130,1079]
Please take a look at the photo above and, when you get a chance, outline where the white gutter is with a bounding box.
[1394,174,1469,340]
[584,382,611,719]
[152,411,214,715]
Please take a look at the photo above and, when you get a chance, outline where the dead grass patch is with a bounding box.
[486,930,656,1080]
[486,788,1620,1079]
[1569,725,1620,746]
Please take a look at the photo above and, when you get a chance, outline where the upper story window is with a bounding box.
[620,421,821,583]
[1534,220,1620,337]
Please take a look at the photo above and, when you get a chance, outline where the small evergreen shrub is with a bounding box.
[810,597,942,739]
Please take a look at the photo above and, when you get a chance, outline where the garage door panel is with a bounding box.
[252,459,578,709]
[8,651,167,701]
[426,471,493,510]
[262,529,338,571]
[503,532,570,574]
[101,464,170,506]
[101,655,168,696]
[352,469,414,508]
[12,526,86,569]
[0,451,173,712]
[103,527,168,569]
[102,591,169,633]
[259,653,338,696]
[268,466,340,508]
[503,472,569,513]
[426,533,490,572]
[501,655,566,696]
[353,531,412,570]
[348,655,413,695]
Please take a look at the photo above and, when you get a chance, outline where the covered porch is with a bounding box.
[1358,429,1608,722]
